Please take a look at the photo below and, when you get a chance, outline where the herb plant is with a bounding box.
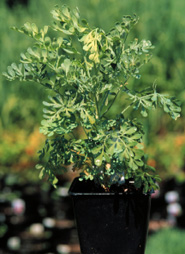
[4,5,181,192]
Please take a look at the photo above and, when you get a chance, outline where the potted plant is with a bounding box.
[4,5,181,254]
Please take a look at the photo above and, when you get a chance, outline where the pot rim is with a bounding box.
[68,178,150,197]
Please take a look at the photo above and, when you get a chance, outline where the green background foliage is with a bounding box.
[0,0,185,182]
[146,228,185,254]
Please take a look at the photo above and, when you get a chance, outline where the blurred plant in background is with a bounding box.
[146,228,185,254]
[146,133,185,181]
[0,0,185,182]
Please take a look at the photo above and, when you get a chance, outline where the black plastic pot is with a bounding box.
[69,178,151,254]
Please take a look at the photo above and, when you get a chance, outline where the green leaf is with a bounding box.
[134,177,142,188]
[86,112,95,124]
[115,140,123,153]
[57,37,63,47]
[135,160,144,167]
[51,9,60,21]
[131,133,142,140]
[143,183,149,193]
[44,37,51,47]
[52,176,58,186]
[125,127,137,135]
[141,107,148,117]
[31,23,38,34]
[44,26,48,34]
[135,143,144,149]
[128,159,138,170]
[134,148,144,159]
[61,59,71,75]
[107,144,115,155]
[35,164,43,170]
[91,146,102,155]
[39,168,44,179]
[95,152,103,166]
[7,66,15,77]
[62,5,71,19]
[27,47,40,59]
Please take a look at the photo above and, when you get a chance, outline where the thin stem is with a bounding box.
[121,103,133,115]
[101,88,121,118]
[100,90,109,112]
[94,94,100,119]
[40,81,63,96]
[101,79,129,118]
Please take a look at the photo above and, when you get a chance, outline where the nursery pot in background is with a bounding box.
[69,178,151,254]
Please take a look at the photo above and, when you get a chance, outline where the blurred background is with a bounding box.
[0,0,185,253]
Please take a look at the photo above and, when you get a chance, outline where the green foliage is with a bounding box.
[146,133,185,182]
[4,4,181,192]
[123,85,181,120]
[146,228,185,254]
[0,0,51,132]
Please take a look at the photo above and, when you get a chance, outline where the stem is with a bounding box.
[121,103,134,115]
[94,94,100,119]
[101,88,121,118]
[40,81,62,96]
[101,79,129,118]
[100,90,109,112]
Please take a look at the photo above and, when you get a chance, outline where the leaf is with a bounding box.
[131,133,142,140]
[63,48,76,54]
[42,49,47,59]
[172,112,181,121]
[20,53,27,61]
[107,144,115,155]
[61,59,71,75]
[44,26,48,34]
[128,159,138,170]
[62,5,71,19]
[35,164,43,170]
[43,108,55,115]
[104,153,111,162]
[27,47,40,59]
[2,72,10,79]
[134,148,144,159]
[135,160,144,167]
[57,37,63,47]
[115,140,124,153]
[143,183,149,193]
[43,101,53,107]
[134,177,142,188]
[125,127,137,135]
[31,23,38,34]
[80,29,102,63]
[122,149,129,159]
[141,107,148,117]
[52,176,58,186]
[86,112,95,124]
[51,9,61,21]
[39,168,44,179]
[45,37,51,47]
[7,66,15,77]
[91,146,102,155]
[151,93,157,102]
[163,104,170,113]
[159,95,181,120]
[135,143,144,149]
[95,152,103,166]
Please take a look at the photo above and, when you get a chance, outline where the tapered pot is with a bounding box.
[69,178,151,254]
